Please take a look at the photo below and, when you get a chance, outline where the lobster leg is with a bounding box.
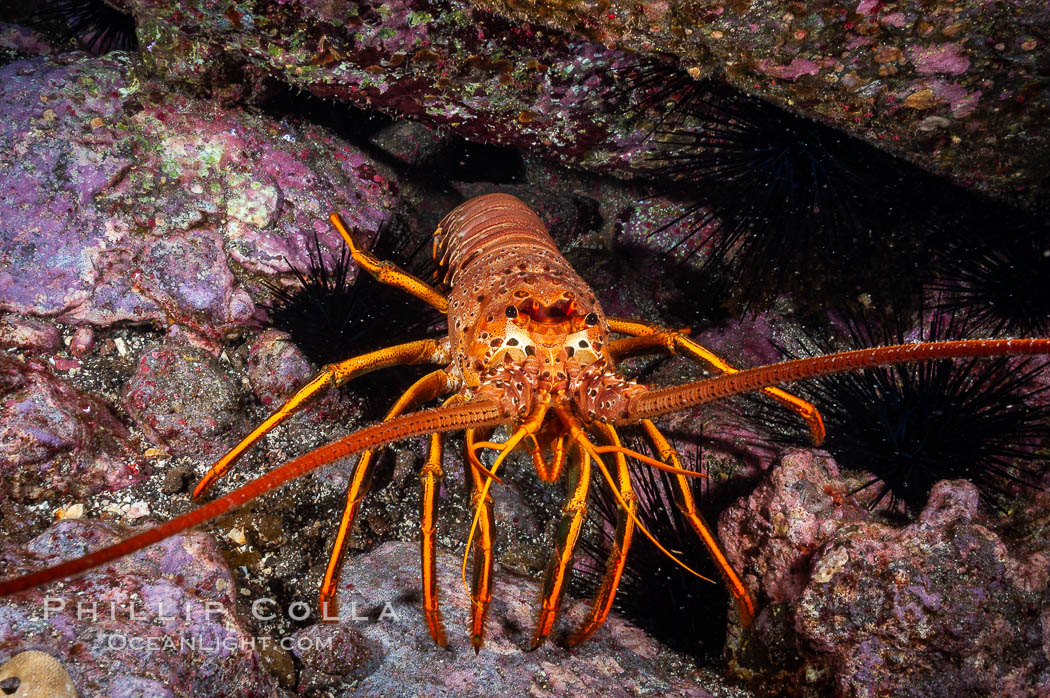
[193,338,450,498]
[640,419,756,625]
[464,428,497,653]
[532,440,592,649]
[319,369,457,617]
[329,212,449,313]
[525,431,568,483]
[457,400,551,650]
[608,317,826,445]
[566,422,636,646]
[421,429,447,646]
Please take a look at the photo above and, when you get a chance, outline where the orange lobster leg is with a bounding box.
[464,427,498,652]
[319,369,457,617]
[567,422,636,646]
[193,338,450,499]
[532,439,592,648]
[329,212,449,313]
[608,317,826,445]
[461,401,551,650]
[420,430,447,646]
[640,419,756,625]
[524,431,568,483]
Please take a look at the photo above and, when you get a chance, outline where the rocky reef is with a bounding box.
[124,0,1050,201]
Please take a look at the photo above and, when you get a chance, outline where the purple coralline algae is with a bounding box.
[722,452,1050,695]
[0,354,144,501]
[0,52,395,340]
[119,0,1050,200]
[121,343,245,461]
[246,329,344,425]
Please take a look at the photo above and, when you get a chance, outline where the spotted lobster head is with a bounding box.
[435,193,644,481]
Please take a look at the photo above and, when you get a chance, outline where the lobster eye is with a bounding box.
[585,312,599,326]
[505,305,518,318]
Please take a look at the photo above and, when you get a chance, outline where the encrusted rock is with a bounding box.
[122,343,244,460]
[67,327,95,358]
[0,315,61,353]
[0,354,144,502]
[0,53,395,340]
[797,479,1050,696]
[0,519,276,697]
[310,541,735,695]
[122,0,1050,199]
[721,451,872,607]
[722,452,1050,696]
[247,330,333,412]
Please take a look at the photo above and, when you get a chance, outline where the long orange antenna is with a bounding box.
[0,398,503,597]
[626,339,1050,421]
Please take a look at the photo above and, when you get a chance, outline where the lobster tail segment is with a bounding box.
[434,193,562,286]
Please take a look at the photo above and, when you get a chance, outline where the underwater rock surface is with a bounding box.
[123,0,1048,199]
[0,519,276,697]
[474,0,1050,199]
[0,52,395,340]
[246,329,341,422]
[798,479,1050,697]
[298,540,732,695]
[0,354,144,502]
[723,454,1050,696]
[122,343,245,462]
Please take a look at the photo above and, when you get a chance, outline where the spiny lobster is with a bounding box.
[2,193,1049,652]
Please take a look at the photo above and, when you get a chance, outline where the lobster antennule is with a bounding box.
[0,398,505,598]
[625,338,1050,421]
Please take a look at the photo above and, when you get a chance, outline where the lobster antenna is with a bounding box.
[626,338,1050,421]
[589,444,706,478]
[0,398,504,597]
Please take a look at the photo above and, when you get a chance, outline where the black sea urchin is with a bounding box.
[624,64,940,311]
[931,201,1050,338]
[612,57,712,133]
[34,0,137,54]
[764,309,1050,513]
[263,218,443,368]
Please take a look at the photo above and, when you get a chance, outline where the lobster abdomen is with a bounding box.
[435,193,563,285]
